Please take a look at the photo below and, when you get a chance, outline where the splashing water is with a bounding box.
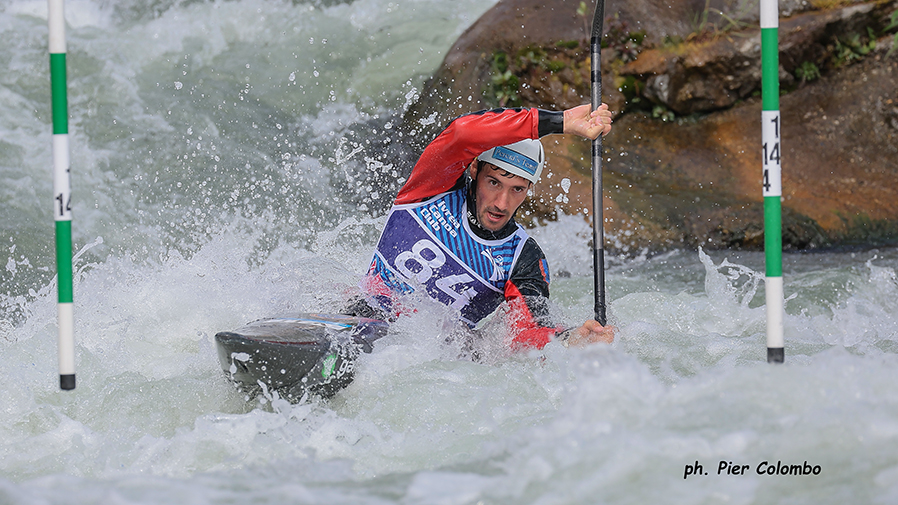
[2,0,898,503]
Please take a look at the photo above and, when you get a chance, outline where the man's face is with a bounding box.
[470,162,531,232]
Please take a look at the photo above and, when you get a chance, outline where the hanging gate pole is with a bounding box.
[49,0,76,389]
[761,0,784,363]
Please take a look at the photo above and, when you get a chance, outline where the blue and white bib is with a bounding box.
[366,188,529,325]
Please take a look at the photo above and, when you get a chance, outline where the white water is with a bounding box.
[2,1,898,503]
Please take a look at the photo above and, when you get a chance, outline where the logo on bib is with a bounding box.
[481,249,507,282]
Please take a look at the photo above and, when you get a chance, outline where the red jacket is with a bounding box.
[390,108,567,349]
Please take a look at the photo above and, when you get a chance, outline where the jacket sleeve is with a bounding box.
[503,237,563,350]
[395,108,563,205]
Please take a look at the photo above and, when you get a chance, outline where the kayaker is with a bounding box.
[348,104,615,349]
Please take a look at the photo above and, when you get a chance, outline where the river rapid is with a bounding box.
[2,0,898,503]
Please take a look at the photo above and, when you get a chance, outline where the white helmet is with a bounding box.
[476,139,545,184]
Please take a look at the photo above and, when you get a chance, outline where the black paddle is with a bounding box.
[590,0,607,326]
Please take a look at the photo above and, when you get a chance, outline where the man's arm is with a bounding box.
[395,108,549,205]
[394,104,611,205]
[502,238,558,350]
[501,103,615,349]
[504,242,615,350]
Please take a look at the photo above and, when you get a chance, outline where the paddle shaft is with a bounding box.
[590,0,607,326]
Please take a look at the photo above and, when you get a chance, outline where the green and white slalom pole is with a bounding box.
[49,0,76,389]
[761,0,784,363]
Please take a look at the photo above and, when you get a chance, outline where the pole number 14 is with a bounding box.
[55,192,72,218]
[761,111,782,197]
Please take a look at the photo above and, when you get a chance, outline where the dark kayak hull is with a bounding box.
[215,313,388,400]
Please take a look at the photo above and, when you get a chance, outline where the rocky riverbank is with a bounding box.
[397,0,898,253]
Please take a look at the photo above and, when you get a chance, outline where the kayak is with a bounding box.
[214,313,389,401]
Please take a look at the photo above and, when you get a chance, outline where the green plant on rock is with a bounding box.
[556,40,580,50]
[517,46,547,69]
[517,45,570,75]
[545,59,567,73]
[691,0,713,35]
[652,104,675,122]
[492,70,519,106]
[489,52,521,107]
[618,75,642,103]
[602,14,646,62]
[688,0,750,41]
[832,29,877,66]
[662,34,684,48]
[795,61,821,83]
[886,9,898,57]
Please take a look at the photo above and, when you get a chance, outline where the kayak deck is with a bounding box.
[215,314,388,401]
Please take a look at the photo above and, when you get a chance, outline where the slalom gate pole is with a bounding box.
[49,0,76,389]
[761,0,784,363]
[590,0,607,326]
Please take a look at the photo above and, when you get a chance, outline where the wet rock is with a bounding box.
[620,1,896,115]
